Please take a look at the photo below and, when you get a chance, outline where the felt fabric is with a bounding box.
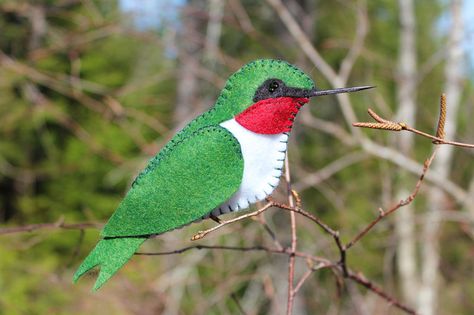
[75,59,316,290]
[74,126,243,289]
[235,97,309,134]
[203,118,288,218]
[73,237,146,291]
[102,126,244,237]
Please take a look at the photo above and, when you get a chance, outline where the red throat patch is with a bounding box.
[235,97,309,134]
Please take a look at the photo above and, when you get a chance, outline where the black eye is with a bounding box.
[268,81,279,93]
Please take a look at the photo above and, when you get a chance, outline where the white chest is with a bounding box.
[204,119,288,218]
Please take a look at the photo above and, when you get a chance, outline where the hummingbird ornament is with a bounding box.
[74,59,372,290]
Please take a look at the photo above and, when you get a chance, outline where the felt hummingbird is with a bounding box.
[73,59,372,290]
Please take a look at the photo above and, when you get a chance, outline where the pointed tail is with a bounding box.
[73,237,146,291]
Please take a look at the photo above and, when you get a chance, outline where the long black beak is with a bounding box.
[306,85,375,97]
[286,85,375,98]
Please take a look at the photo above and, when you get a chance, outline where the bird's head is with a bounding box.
[215,59,372,134]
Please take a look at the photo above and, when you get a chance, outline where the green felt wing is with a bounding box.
[102,126,244,238]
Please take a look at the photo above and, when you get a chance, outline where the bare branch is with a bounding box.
[345,148,438,250]
[284,156,297,315]
[136,244,286,256]
[255,214,284,251]
[354,101,474,149]
[293,269,313,294]
[347,270,417,315]
[0,219,102,235]
[191,203,274,241]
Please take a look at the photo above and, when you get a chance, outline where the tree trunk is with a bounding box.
[204,0,224,67]
[417,1,464,314]
[174,3,201,127]
[394,0,418,307]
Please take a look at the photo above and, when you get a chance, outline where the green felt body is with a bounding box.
[103,126,244,237]
[104,59,313,238]
[74,126,243,289]
[74,59,315,290]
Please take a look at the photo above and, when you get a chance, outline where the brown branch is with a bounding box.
[190,202,274,241]
[347,270,417,315]
[269,200,348,275]
[269,201,418,313]
[293,269,313,294]
[136,244,286,256]
[0,219,102,235]
[0,190,394,315]
[354,95,474,149]
[140,229,415,314]
[141,235,415,313]
[138,242,331,267]
[284,156,297,315]
[271,139,439,315]
[1,147,431,315]
[255,213,284,251]
[270,201,339,239]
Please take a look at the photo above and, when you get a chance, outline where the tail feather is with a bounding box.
[73,237,147,291]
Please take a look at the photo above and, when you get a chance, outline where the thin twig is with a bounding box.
[270,201,339,238]
[285,156,297,315]
[255,214,284,251]
[136,244,286,256]
[269,200,348,276]
[190,203,274,241]
[138,242,331,266]
[354,104,474,149]
[345,149,438,250]
[231,293,248,315]
[136,239,415,314]
[347,270,417,315]
[293,269,313,294]
[294,260,338,297]
[0,220,102,235]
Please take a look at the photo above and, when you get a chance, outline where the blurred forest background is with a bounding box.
[0,0,473,314]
